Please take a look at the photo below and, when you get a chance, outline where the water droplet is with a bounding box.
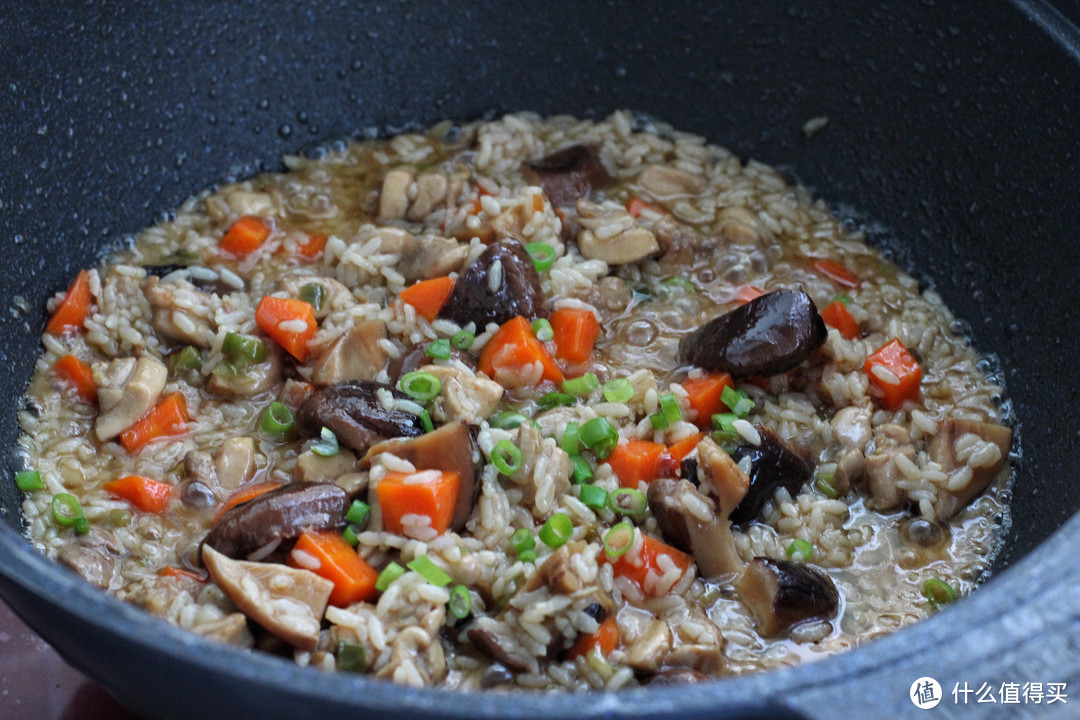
[278,124,292,139]
[258,98,269,110]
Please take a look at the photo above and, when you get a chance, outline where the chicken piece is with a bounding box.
[191,613,255,648]
[278,274,355,320]
[635,165,706,201]
[863,423,916,511]
[525,541,588,595]
[621,617,673,673]
[508,423,573,519]
[666,605,725,674]
[58,541,116,590]
[377,169,414,222]
[407,172,449,222]
[311,320,390,386]
[929,418,1012,520]
[205,184,278,223]
[202,545,333,651]
[143,276,217,347]
[575,199,659,265]
[215,437,257,491]
[292,447,359,484]
[94,355,168,441]
[208,347,281,399]
[418,363,503,425]
[831,404,872,450]
[832,447,864,495]
[397,235,468,282]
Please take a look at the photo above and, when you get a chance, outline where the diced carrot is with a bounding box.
[45,270,93,336]
[865,338,922,411]
[215,481,284,521]
[732,284,765,305]
[607,440,668,489]
[255,295,317,362]
[821,300,860,340]
[812,259,860,289]
[376,470,461,538]
[118,392,189,454]
[626,197,660,218]
[667,432,704,465]
[680,373,734,425]
[478,316,564,386]
[159,566,207,583]
[297,232,327,260]
[606,534,692,598]
[103,475,173,514]
[220,216,271,257]
[54,354,97,404]
[565,615,620,660]
[398,276,455,323]
[289,530,380,607]
[549,308,601,364]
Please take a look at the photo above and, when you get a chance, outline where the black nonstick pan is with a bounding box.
[2,2,1079,718]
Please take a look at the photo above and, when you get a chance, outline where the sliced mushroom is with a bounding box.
[647,478,744,578]
[419,364,503,425]
[94,355,168,441]
[736,557,839,638]
[58,543,116,590]
[522,145,612,207]
[438,239,548,327]
[678,290,827,378]
[635,165,706,201]
[929,418,1012,519]
[398,235,468,282]
[292,447,359,485]
[208,347,282,400]
[387,340,476,385]
[524,542,592,595]
[142,276,218,346]
[729,427,814,525]
[201,482,348,562]
[202,545,332,651]
[311,320,390,386]
[696,435,750,515]
[297,381,424,453]
[362,420,480,531]
[467,627,531,673]
[575,199,660,265]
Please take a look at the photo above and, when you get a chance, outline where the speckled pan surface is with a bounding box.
[1,1,1079,718]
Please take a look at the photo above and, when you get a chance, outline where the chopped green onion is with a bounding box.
[451,328,475,350]
[608,487,648,516]
[561,422,581,457]
[518,549,538,563]
[563,373,599,397]
[222,332,268,365]
[721,386,755,418]
[579,484,608,510]
[419,408,434,434]
[425,338,452,360]
[489,410,528,430]
[658,276,696,295]
[602,378,633,404]
[375,562,406,591]
[922,578,957,606]
[346,499,371,527]
[74,517,90,535]
[107,509,131,527]
[259,401,295,435]
[570,455,594,484]
[343,524,360,547]
[814,472,840,499]
[312,426,339,457]
[537,392,576,410]
[399,371,441,402]
[538,513,573,549]
[659,393,683,424]
[580,417,619,460]
[532,318,554,342]
[786,539,814,562]
[524,242,556,272]
[407,555,452,587]
[732,396,755,418]
[649,412,670,431]
[51,493,84,528]
[511,528,536,554]
[335,640,367,673]
[448,584,472,619]
[168,346,203,374]
[603,522,635,559]
[712,412,738,433]
[491,439,523,476]
[830,293,853,306]
[299,282,327,313]
[15,470,44,492]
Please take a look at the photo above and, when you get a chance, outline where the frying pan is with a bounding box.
[2,1,1079,717]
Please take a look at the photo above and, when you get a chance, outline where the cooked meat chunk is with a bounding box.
[191,613,254,649]
[621,617,673,673]
[523,145,612,207]
[666,605,725,673]
[575,199,659,265]
[508,423,572,519]
[143,276,217,347]
[311,320,390,386]
[398,235,469,282]
[863,423,916,511]
[419,363,503,425]
[201,482,348,562]
[184,437,256,496]
[525,542,594,595]
[297,381,423,453]
[635,165,706,201]
[202,545,332,651]
[647,478,744,578]
[729,427,815,524]
[439,240,548,327]
[58,542,116,590]
[736,557,839,638]
[292,448,359,485]
[208,346,281,399]
[362,420,481,531]
[831,404,872,450]
[468,627,531,673]
[377,169,414,222]
[407,173,450,222]
[678,290,827,378]
[94,355,168,441]
[929,418,1012,519]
